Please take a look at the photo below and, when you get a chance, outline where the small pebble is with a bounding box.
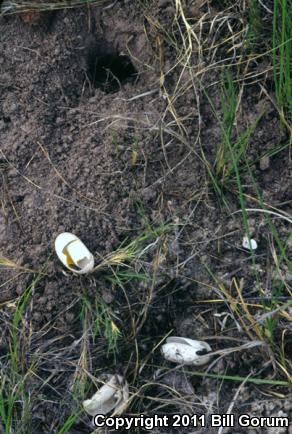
[33,312,42,322]
[259,155,270,171]
[65,312,75,322]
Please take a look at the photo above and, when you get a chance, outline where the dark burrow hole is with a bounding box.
[87,52,138,93]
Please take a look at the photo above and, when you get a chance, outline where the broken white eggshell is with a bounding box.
[83,375,129,416]
[242,236,258,251]
[55,232,94,274]
[161,337,212,366]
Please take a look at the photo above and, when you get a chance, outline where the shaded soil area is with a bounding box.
[0,1,291,433]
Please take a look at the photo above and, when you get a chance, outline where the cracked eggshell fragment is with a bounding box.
[161,337,212,366]
[55,232,94,274]
[83,375,129,416]
[242,236,258,251]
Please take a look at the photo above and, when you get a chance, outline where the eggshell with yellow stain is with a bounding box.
[55,232,94,274]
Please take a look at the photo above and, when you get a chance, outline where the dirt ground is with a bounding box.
[0,1,291,433]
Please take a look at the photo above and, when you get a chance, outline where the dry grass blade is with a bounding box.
[0,256,41,274]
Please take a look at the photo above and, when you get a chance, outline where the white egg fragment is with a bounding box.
[242,236,258,251]
[55,232,94,274]
[83,375,129,416]
[161,337,212,366]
